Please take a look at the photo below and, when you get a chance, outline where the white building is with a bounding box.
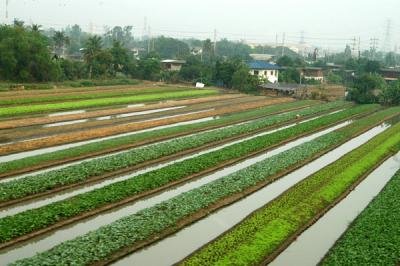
[161,59,186,71]
[248,60,280,83]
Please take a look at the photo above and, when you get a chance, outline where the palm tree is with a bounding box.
[53,31,70,58]
[31,24,42,32]
[84,35,103,79]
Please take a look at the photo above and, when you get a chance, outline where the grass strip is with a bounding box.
[9,107,399,266]
[0,89,218,117]
[0,100,315,177]
[181,122,400,266]
[0,104,381,246]
[322,170,400,266]
[0,103,363,203]
[0,87,188,106]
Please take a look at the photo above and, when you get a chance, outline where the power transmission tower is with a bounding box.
[382,19,392,52]
[350,37,357,57]
[370,38,379,60]
[147,25,151,53]
[142,16,147,41]
[358,37,361,58]
[299,31,305,44]
[5,0,9,23]
[281,32,286,57]
[213,29,217,55]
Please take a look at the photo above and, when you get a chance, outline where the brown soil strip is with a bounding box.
[0,94,243,129]
[0,103,314,179]
[1,96,263,142]
[0,98,293,156]
[0,111,375,251]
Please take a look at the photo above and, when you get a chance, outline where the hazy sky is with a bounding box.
[3,0,400,50]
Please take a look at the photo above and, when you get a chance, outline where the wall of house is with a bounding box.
[249,69,279,83]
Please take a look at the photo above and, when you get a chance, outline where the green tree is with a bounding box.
[110,40,136,76]
[347,73,386,104]
[232,65,259,93]
[381,80,400,105]
[0,24,60,82]
[83,35,103,78]
[52,31,70,57]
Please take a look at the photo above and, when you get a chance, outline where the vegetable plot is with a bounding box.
[0,89,218,117]
[181,122,400,266]
[1,106,391,260]
[322,169,400,266]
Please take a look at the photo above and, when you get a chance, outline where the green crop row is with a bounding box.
[0,101,351,202]
[10,107,399,266]
[0,89,218,117]
[0,87,188,106]
[0,104,377,245]
[0,100,317,176]
[181,122,400,266]
[322,169,400,266]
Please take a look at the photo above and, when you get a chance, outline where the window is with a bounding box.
[271,70,274,75]
[264,71,267,75]
[254,70,259,75]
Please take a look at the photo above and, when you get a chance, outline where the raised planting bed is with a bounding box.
[0,98,293,156]
[0,100,316,178]
[0,87,189,106]
[0,89,218,118]
[0,104,382,248]
[0,94,244,129]
[7,107,399,266]
[181,121,400,266]
[322,169,400,266]
[0,100,354,204]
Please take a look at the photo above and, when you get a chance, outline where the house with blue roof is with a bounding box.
[247,60,281,83]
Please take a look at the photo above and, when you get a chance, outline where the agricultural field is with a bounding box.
[0,84,399,266]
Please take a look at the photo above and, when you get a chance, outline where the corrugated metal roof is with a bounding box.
[247,60,281,70]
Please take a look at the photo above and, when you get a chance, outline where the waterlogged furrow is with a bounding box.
[322,168,400,266]
[7,108,397,266]
[271,151,400,266]
[0,100,314,171]
[0,105,375,244]
[181,122,400,266]
[0,101,355,202]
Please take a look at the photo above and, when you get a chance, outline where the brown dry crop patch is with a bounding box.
[0,98,293,155]
[2,96,262,142]
[0,94,244,130]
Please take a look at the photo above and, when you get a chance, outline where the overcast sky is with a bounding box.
[3,0,400,50]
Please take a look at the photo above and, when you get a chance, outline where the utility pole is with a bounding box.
[370,37,379,60]
[281,32,286,57]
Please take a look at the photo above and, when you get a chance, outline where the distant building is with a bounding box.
[247,60,280,83]
[300,67,324,82]
[249,54,275,61]
[380,68,400,82]
[191,47,203,56]
[161,59,186,71]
